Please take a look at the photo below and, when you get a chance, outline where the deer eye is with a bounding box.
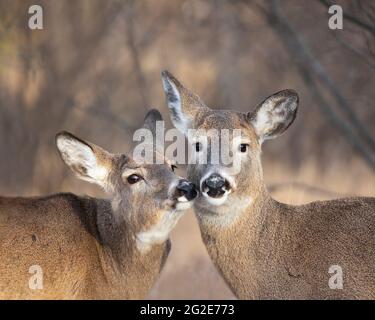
[194,142,202,152]
[239,144,249,153]
[127,174,142,184]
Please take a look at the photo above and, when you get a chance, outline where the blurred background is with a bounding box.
[0,0,374,299]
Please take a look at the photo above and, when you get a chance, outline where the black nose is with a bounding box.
[176,180,198,201]
[202,174,230,198]
[204,174,225,190]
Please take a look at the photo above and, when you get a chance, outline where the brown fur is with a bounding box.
[161,71,375,299]
[0,110,191,299]
[0,194,169,299]
[197,193,375,299]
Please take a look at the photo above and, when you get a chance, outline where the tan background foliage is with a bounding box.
[0,0,374,298]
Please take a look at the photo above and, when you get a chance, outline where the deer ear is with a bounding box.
[161,70,208,135]
[56,131,112,189]
[143,109,163,136]
[248,89,298,143]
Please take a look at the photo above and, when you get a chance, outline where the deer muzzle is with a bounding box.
[201,173,231,198]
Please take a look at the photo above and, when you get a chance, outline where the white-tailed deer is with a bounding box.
[0,109,197,299]
[161,71,375,299]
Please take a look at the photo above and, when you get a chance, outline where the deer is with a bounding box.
[161,70,375,300]
[0,109,197,299]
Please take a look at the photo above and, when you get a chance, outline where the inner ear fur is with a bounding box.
[248,89,299,142]
[161,70,209,134]
[55,131,113,187]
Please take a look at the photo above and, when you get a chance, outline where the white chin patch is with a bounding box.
[136,209,185,254]
[202,192,229,206]
[177,195,189,202]
[176,196,192,211]
[175,197,193,211]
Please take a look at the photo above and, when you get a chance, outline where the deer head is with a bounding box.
[161,71,298,214]
[56,109,197,251]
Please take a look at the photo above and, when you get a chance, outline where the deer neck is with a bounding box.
[195,188,284,296]
[195,179,270,229]
[93,199,169,297]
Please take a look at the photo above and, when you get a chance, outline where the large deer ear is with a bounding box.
[142,108,164,152]
[248,89,298,143]
[161,70,209,135]
[143,109,163,136]
[56,131,113,189]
